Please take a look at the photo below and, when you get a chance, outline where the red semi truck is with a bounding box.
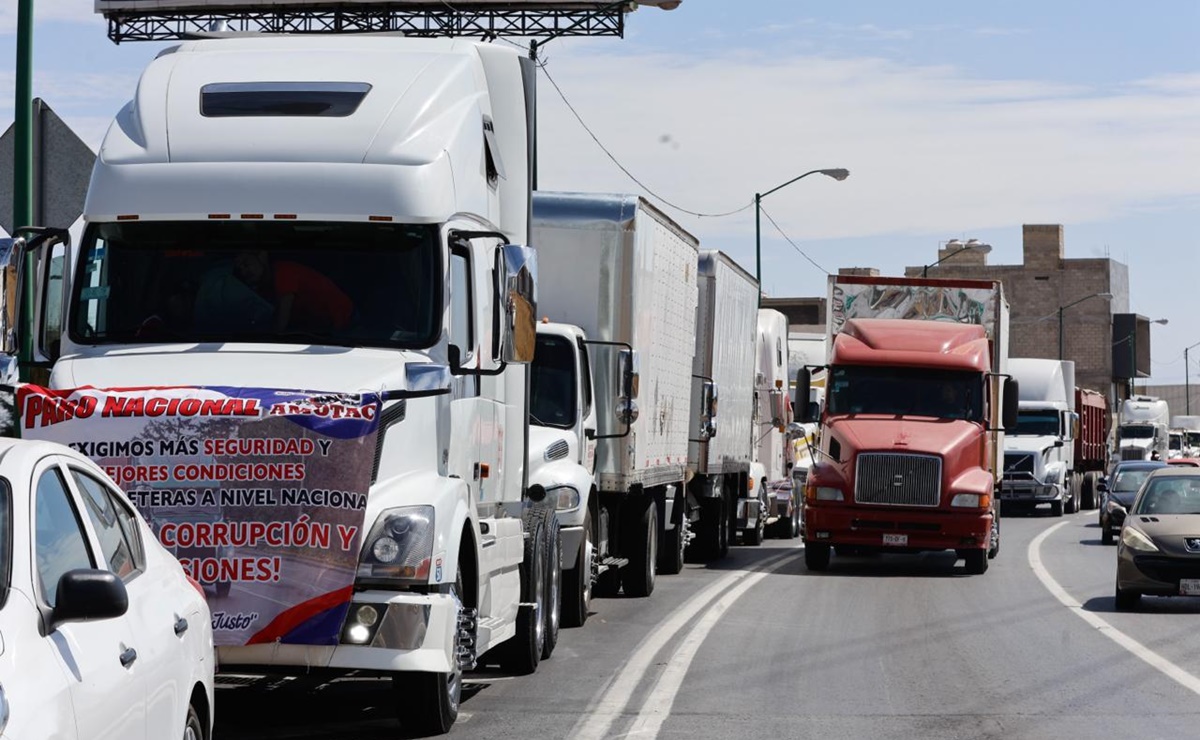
[793,275,1017,575]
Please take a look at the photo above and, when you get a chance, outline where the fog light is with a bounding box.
[355,604,380,628]
[346,624,371,644]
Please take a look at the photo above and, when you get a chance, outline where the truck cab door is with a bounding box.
[577,338,597,473]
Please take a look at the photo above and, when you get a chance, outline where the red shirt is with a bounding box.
[273,261,353,329]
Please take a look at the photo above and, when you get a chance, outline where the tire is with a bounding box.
[621,497,657,598]
[780,499,799,540]
[1051,499,1064,517]
[718,494,731,559]
[562,511,594,628]
[1114,583,1140,611]
[499,507,547,675]
[395,569,465,735]
[1101,523,1114,546]
[183,702,204,740]
[987,509,1000,559]
[963,548,989,575]
[1081,472,1097,510]
[689,496,723,562]
[804,542,831,571]
[1065,478,1078,514]
[743,486,766,546]
[541,510,561,661]
[658,492,686,576]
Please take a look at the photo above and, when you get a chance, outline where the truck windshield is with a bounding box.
[827,365,984,422]
[1120,425,1155,439]
[1170,435,1183,450]
[530,334,576,429]
[71,221,440,349]
[1014,411,1059,436]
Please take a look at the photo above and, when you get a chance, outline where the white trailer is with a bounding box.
[1171,415,1200,457]
[1002,359,1080,516]
[530,192,699,610]
[688,251,758,558]
[749,309,797,540]
[1118,396,1170,461]
[6,37,557,735]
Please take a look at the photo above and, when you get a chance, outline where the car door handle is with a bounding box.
[119,647,138,668]
[174,616,189,637]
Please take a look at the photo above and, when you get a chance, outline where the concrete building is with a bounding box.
[900,224,1130,398]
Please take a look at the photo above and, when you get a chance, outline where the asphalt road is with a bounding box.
[215,507,1200,739]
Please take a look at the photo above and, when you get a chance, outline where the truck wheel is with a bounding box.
[719,493,732,559]
[499,507,547,675]
[804,542,831,571]
[562,511,594,628]
[743,485,767,546]
[1065,478,1078,514]
[394,569,465,734]
[1081,472,1097,510]
[541,508,562,661]
[963,548,989,575]
[780,500,799,540]
[622,497,657,598]
[658,494,686,576]
[689,497,723,562]
[987,511,1000,559]
[1051,499,1064,517]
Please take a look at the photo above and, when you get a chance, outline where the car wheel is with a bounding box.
[804,542,831,571]
[1114,583,1141,611]
[184,702,204,740]
[1051,499,1064,517]
[1101,524,1114,546]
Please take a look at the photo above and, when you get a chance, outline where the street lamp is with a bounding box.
[1186,340,1200,414]
[1058,292,1113,360]
[754,168,849,303]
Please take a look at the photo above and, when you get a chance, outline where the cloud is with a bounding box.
[0,1,103,31]
[534,50,1200,246]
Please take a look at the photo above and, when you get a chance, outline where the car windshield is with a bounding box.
[1120,425,1155,439]
[1112,469,1154,493]
[1014,411,1059,436]
[827,365,984,422]
[71,221,441,349]
[530,334,576,429]
[1133,477,1200,515]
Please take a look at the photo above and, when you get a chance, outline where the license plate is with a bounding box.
[882,533,907,546]
[1180,579,1200,596]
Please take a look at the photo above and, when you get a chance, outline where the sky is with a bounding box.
[1,1,1197,381]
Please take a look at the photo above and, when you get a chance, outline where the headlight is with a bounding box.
[358,505,435,583]
[950,493,990,508]
[1121,527,1159,553]
[549,485,581,512]
[809,486,843,502]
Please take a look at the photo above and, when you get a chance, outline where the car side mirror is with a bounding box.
[51,569,129,631]
[1097,481,1108,492]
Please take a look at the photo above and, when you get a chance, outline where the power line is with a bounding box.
[758,204,829,275]
[533,57,753,219]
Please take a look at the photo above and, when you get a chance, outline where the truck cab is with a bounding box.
[1001,358,1079,516]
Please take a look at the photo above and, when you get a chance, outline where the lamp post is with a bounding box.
[1057,292,1113,360]
[1186,340,1200,414]
[754,168,849,304]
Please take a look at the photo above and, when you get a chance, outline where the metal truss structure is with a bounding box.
[104,2,630,45]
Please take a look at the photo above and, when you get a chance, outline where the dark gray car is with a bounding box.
[1114,469,1200,610]
[1099,460,1167,545]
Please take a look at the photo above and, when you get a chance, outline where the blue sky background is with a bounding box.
[1,1,1197,382]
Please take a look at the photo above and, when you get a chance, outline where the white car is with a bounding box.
[0,439,214,739]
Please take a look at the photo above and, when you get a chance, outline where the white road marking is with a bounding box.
[626,557,793,738]
[1029,521,1200,696]
[569,549,798,740]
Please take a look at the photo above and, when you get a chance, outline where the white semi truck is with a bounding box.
[1118,396,1170,461]
[750,309,797,540]
[1002,359,1081,516]
[529,192,699,618]
[7,36,559,735]
[1171,416,1200,457]
[689,251,759,557]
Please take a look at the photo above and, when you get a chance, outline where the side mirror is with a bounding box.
[1002,377,1020,432]
[792,367,812,420]
[0,238,25,357]
[1053,439,1064,448]
[769,387,788,429]
[498,244,537,365]
[699,380,718,440]
[786,422,806,436]
[51,569,129,631]
[618,349,640,401]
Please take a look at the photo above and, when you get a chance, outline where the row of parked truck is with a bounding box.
[0,36,804,735]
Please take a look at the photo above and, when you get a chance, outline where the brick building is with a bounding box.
[898,224,1130,397]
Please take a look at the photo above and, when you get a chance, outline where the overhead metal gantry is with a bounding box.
[101,2,655,44]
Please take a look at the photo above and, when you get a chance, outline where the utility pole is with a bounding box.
[14,0,36,377]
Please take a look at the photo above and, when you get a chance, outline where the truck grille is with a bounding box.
[1004,453,1035,479]
[854,453,941,507]
[1121,448,1146,461]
